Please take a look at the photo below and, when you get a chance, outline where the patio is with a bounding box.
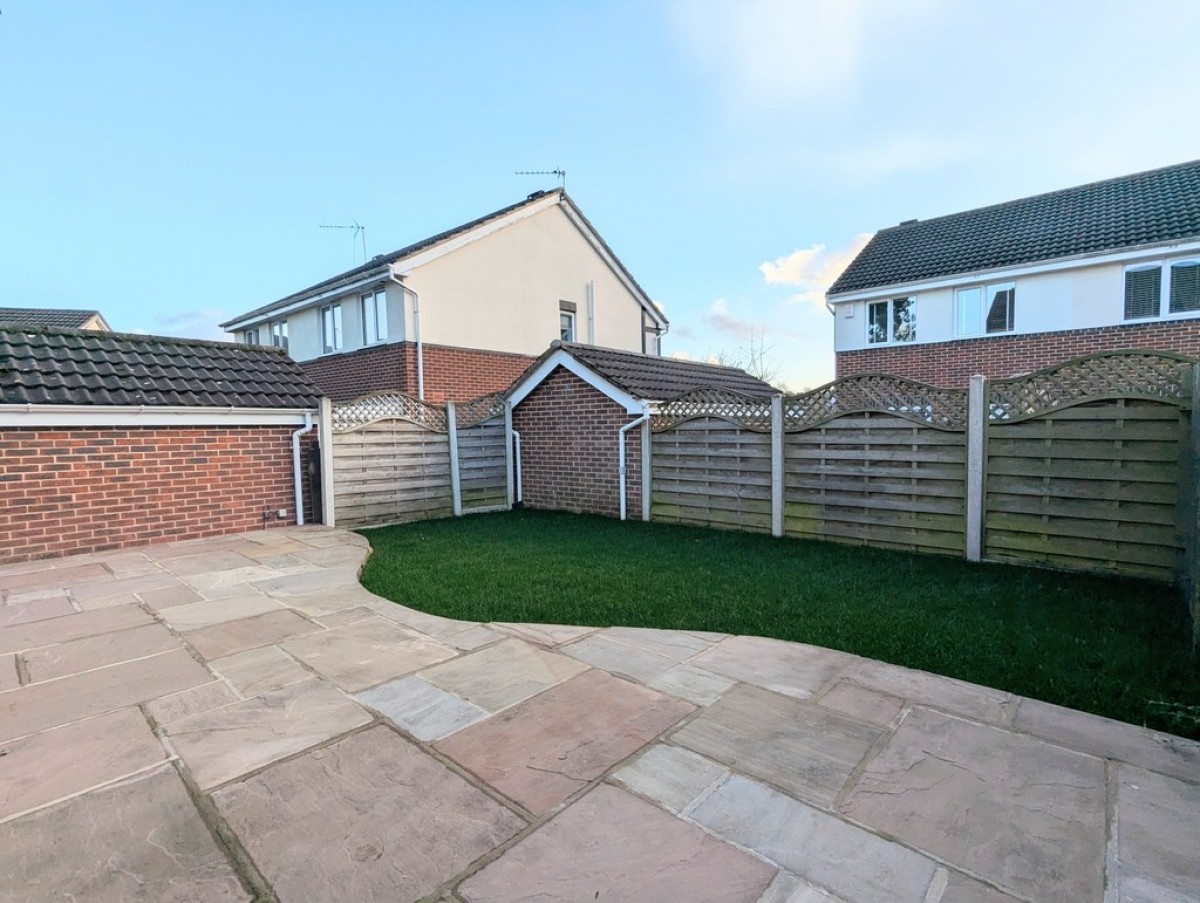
[0,527,1197,902]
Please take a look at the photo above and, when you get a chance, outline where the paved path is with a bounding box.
[1,527,1197,903]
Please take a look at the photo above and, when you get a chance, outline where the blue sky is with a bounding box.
[3,1,1199,389]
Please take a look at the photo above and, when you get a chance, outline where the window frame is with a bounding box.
[1169,259,1200,315]
[321,303,343,354]
[954,281,1015,337]
[866,296,917,345]
[560,310,576,342]
[269,319,288,350]
[1121,258,1200,322]
[243,327,261,346]
[360,289,388,345]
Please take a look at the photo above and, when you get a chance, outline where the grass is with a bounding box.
[358,509,1200,740]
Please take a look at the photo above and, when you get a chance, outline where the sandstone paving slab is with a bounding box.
[691,634,854,699]
[158,550,261,577]
[290,544,368,567]
[0,562,108,594]
[184,565,289,594]
[367,599,476,638]
[844,659,1015,725]
[138,583,204,610]
[609,742,730,814]
[183,609,321,660]
[443,623,505,650]
[494,621,600,647]
[357,675,487,740]
[672,683,881,807]
[281,584,384,616]
[757,872,847,902]
[1114,764,1200,899]
[313,605,376,628]
[70,572,182,608]
[648,662,735,705]
[436,669,694,815]
[0,707,166,820]
[213,726,525,903]
[90,552,161,578]
[815,677,908,727]
[166,678,372,789]
[1116,874,1199,903]
[936,871,1023,903]
[0,594,75,628]
[839,707,1107,902]
[1013,697,1200,783]
[145,680,242,726]
[460,783,776,903]
[250,566,362,597]
[0,603,153,655]
[0,766,248,903]
[210,646,311,698]
[21,622,182,683]
[421,637,588,711]
[0,655,17,692]
[602,626,714,659]
[282,615,457,692]
[0,649,212,742]
[691,773,938,903]
[562,631,683,682]
[160,594,284,631]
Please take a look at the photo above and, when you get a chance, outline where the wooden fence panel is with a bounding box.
[984,399,1186,581]
[332,419,452,528]
[783,413,967,556]
[457,416,508,511]
[651,417,772,532]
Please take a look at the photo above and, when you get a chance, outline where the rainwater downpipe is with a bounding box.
[512,429,523,505]
[387,270,424,401]
[291,411,314,526]
[618,410,650,521]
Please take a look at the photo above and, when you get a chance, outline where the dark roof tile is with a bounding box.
[0,308,106,329]
[551,342,776,400]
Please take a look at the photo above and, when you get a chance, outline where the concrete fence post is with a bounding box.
[771,394,784,538]
[641,417,652,522]
[318,397,336,527]
[503,401,515,509]
[965,375,988,562]
[1186,364,1200,651]
[446,400,462,517]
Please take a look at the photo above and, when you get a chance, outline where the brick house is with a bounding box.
[508,342,775,520]
[221,189,669,403]
[827,159,1200,385]
[0,326,322,564]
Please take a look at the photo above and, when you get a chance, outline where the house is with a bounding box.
[827,159,1200,385]
[0,307,111,331]
[221,189,669,403]
[0,325,322,564]
[507,341,775,519]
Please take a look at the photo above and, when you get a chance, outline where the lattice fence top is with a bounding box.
[652,389,774,432]
[784,374,968,431]
[331,392,448,433]
[988,352,1196,422]
[454,392,506,429]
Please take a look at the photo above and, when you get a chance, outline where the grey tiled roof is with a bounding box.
[829,159,1200,296]
[0,308,106,329]
[0,326,321,408]
[556,342,777,400]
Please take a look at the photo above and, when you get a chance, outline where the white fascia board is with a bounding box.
[223,270,391,332]
[557,199,668,329]
[826,236,1200,304]
[0,405,316,428]
[507,350,645,414]
[391,193,563,276]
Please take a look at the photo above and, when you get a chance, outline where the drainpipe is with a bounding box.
[387,269,424,400]
[618,409,650,521]
[291,411,314,525]
[512,429,523,505]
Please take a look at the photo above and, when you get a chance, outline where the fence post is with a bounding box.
[965,375,987,562]
[503,400,515,509]
[318,397,336,527]
[771,394,784,538]
[641,418,652,522]
[1187,364,1200,652]
[446,400,462,517]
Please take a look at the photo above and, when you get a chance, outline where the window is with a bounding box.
[269,320,288,351]
[1124,260,1200,320]
[560,311,576,342]
[867,297,916,344]
[956,283,1014,335]
[1170,261,1200,313]
[1124,265,1163,320]
[243,327,261,345]
[361,290,388,344]
[321,303,342,353]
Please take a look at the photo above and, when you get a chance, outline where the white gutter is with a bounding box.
[0,405,314,428]
[618,410,650,521]
[291,411,314,525]
[512,429,523,505]
[387,269,424,401]
[223,269,389,333]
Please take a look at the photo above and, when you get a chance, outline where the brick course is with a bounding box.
[512,367,642,519]
[836,320,1200,386]
[300,341,536,403]
[0,426,315,564]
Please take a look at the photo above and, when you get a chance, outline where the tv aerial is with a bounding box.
[516,169,566,189]
[319,220,367,264]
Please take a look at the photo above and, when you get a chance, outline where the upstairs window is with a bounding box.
[1170,261,1200,313]
[956,283,1014,335]
[867,297,916,344]
[361,289,388,344]
[243,327,261,345]
[269,319,288,350]
[560,311,576,342]
[1124,265,1163,319]
[321,303,342,353]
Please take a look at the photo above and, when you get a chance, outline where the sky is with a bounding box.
[3,1,1200,390]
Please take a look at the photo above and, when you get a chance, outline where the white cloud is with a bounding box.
[759,233,873,308]
[703,297,763,342]
[137,308,230,342]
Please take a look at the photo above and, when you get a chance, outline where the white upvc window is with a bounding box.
[1169,260,1200,314]
[321,303,343,353]
[361,289,388,345]
[1124,259,1200,320]
[243,327,261,345]
[955,282,1014,336]
[867,296,916,344]
[269,319,288,350]
[560,311,576,342]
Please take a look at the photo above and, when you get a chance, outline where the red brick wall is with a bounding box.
[300,341,536,403]
[512,367,643,519]
[836,320,1200,386]
[0,426,313,564]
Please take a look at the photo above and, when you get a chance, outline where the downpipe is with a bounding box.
[291,411,314,525]
[618,411,650,521]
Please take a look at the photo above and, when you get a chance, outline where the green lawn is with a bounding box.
[358,509,1200,740]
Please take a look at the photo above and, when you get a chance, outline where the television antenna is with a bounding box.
[319,220,367,264]
[516,169,566,190]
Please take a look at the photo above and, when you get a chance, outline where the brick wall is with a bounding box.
[512,366,642,519]
[0,425,314,564]
[836,320,1200,386]
[300,341,536,403]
